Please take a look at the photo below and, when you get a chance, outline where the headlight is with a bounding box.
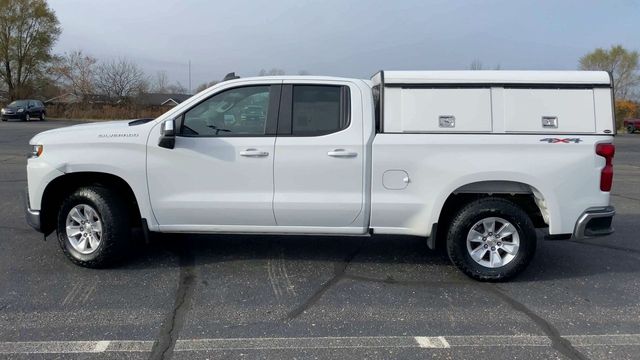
[29,145,43,158]
[1,109,4,114]
[17,108,24,113]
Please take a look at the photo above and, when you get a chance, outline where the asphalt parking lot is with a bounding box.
[1,120,639,360]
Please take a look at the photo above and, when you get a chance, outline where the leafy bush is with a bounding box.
[615,100,639,130]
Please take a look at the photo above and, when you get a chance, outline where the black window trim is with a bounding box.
[176,84,282,138]
[276,84,351,137]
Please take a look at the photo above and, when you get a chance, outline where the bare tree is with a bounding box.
[194,80,219,93]
[469,59,483,70]
[95,58,147,101]
[166,81,187,94]
[152,70,169,93]
[51,50,97,99]
[0,0,61,99]
[470,59,502,71]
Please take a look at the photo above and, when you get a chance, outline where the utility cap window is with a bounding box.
[292,85,350,136]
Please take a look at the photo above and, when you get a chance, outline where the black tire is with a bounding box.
[40,112,45,121]
[628,125,635,134]
[24,113,30,122]
[56,186,131,268]
[446,197,537,281]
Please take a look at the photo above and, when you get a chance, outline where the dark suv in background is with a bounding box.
[1,99,46,121]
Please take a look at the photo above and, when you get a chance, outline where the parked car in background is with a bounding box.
[1,99,46,121]
[624,118,640,133]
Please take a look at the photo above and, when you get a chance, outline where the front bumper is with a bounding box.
[2,113,26,120]
[573,206,615,239]
[24,189,41,231]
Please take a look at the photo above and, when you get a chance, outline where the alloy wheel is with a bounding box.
[466,216,520,268]
[65,204,103,254]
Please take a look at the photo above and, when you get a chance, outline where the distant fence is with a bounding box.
[45,103,171,120]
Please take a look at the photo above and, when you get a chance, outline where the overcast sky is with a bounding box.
[49,0,640,91]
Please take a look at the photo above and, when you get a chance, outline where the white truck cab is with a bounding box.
[25,71,616,281]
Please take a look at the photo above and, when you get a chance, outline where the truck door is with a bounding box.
[273,82,365,228]
[147,83,281,228]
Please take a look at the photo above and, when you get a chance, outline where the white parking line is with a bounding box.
[414,336,450,348]
[566,334,640,346]
[174,336,446,351]
[0,334,639,354]
[0,340,153,354]
[93,340,110,352]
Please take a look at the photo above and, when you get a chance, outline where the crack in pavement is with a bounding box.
[148,247,196,360]
[283,243,362,321]
[478,283,589,360]
[345,273,470,287]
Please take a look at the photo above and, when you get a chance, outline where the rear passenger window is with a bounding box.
[292,85,350,136]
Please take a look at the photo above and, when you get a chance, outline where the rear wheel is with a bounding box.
[628,125,636,134]
[446,197,537,281]
[57,186,131,267]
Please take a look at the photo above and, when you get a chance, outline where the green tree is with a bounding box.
[579,45,639,100]
[0,0,61,99]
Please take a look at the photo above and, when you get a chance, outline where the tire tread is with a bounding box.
[446,197,537,282]
[57,186,130,268]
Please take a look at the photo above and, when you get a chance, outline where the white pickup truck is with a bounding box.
[25,71,616,281]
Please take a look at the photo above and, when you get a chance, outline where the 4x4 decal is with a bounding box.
[540,138,582,144]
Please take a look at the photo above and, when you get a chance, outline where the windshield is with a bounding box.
[8,100,28,108]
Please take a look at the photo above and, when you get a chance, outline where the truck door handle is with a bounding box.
[240,148,269,157]
[327,149,357,158]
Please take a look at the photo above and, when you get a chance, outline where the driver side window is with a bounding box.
[181,86,271,137]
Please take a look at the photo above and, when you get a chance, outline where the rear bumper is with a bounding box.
[24,189,41,232]
[573,206,615,239]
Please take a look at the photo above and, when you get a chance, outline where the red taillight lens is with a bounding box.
[596,143,615,191]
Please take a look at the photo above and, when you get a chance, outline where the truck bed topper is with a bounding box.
[371,70,614,135]
[371,70,611,86]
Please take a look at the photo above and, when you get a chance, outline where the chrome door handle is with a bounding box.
[240,148,269,157]
[327,149,357,158]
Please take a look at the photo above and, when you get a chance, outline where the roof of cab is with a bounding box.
[371,70,611,86]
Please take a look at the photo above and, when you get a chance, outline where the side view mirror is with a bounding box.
[158,118,176,149]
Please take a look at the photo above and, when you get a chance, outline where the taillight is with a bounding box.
[596,143,615,191]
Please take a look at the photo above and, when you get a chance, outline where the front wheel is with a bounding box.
[446,197,537,281]
[57,186,131,267]
[628,125,636,134]
[25,113,30,121]
[40,112,45,121]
